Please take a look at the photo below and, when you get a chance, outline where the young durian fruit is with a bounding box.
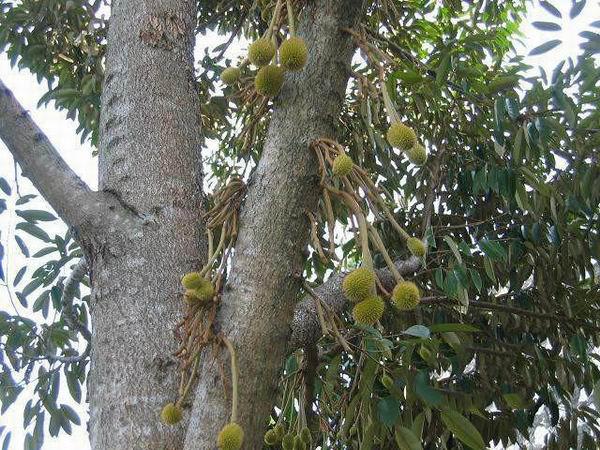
[248,38,276,66]
[184,278,215,304]
[386,122,417,151]
[160,403,182,425]
[300,427,311,445]
[391,281,421,310]
[406,143,428,166]
[255,65,285,97]
[217,422,244,450]
[381,374,395,391]
[282,433,295,450]
[352,295,385,325]
[342,267,375,303]
[181,271,203,289]
[221,67,241,86]
[279,36,308,71]
[332,153,353,177]
[264,429,279,446]
[293,435,307,450]
[407,237,427,257]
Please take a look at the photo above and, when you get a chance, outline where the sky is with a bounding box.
[0,1,599,449]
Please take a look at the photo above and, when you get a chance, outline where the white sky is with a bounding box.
[0,2,598,449]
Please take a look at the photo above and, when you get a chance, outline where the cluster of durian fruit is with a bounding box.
[264,423,312,449]
[221,35,308,97]
[342,265,423,326]
[386,121,427,166]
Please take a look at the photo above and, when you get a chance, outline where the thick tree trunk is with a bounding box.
[88,1,205,449]
[184,1,363,448]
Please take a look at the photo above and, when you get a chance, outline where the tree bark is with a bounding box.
[184,1,364,448]
[88,1,205,449]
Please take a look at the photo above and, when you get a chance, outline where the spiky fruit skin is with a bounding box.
[255,65,285,97]
[407,237,427,257]
[264,429,278,446]
[160,403,182,425]
[217,422,244,450]
[221,67,241,85]
[387,122,417,151]
[279,37,308,71]
[352,296,385,325]
[342,267,375,303]
[184,278,215,304]
[300,427,311,445]
[282,433,295,450]
[181,272,203,289]
[248,38,276,66]
[293,435,307,450]
[407,143,428,166]
[391,281,420,310]
[332,154,353,177]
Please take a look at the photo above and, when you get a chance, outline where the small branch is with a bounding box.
[0,78,124,234]
[61,258,92,343]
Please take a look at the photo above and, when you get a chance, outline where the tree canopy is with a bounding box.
[0,0,599,449]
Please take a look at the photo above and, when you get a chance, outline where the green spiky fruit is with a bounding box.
[387,122,417,151]
[160,403,182,425]
[407,143,428,166]
[248,38,276,66]
[300,427,311,445]
[342,267,375,303]
[391,281,420,310]
[255,65,285,97]
[217,422,244,450]
[381,374,394,390]
[221,67,241,85]
[282,433,295,450]
[352,296,385,325]
[184,278,215,304]
[293,435,307,450]
[279,37,308,71]
[181,272,203,289]
[273,424,285,440]
[264,429,279,446]
[407,237,427,257]
[332,153,353,177]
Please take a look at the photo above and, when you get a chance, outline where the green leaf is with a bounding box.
[394,426,423,450]
[570,1,586,18]
[440,409,485,450]
[443,236,462,263]
[529,40,562,56]
[430,323,480,333]
[16,210,57,222]
[540,1,562,18]
[436,52,451,85]
[414,371,443,406]
[531,21,561,31]
[403,325,430,338]
[0,178,10,195]
[469,268,483,293]
[16,222,51,242]
[377,396,400,427]
[14,235,29,258]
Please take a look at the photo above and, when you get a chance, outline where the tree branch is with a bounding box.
[0,78,115,232]
[289,256,422,350]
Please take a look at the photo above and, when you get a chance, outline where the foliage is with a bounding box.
[1,0,600,449]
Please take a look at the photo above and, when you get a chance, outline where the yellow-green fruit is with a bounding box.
[381,374,394,390]
[391,281,420,310]
[264,429,278,446]
[407,237,427,257]
[248,38,276,66]
[273,423,285,440]
[352,296,385,325]
[221,67,241,85]
[255,65,285,97]
[332,153,353,177]
[342,267,375,303]
[293,435,307,450]
[300,427,311,445]
[279,37,308,71]
[387,122,417,151]
[184,279,215,304]
[407,143,428,166]
[160,403,182,425]
[217,422,244,450]
[282,433,295,450]
[181,272,203,289]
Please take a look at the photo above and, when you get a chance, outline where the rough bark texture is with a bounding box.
[89,1,205,449]
[183,2,364,448]
[290,256,422,350]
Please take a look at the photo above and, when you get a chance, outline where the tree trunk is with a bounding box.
[184,1,363,448]
[88,1,205,449]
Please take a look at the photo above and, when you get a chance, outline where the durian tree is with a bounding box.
[0,0,599,449]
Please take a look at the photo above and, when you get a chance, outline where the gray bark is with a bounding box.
[290,256,422,350]
[184,1,364,449]
[89,1,205,449]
